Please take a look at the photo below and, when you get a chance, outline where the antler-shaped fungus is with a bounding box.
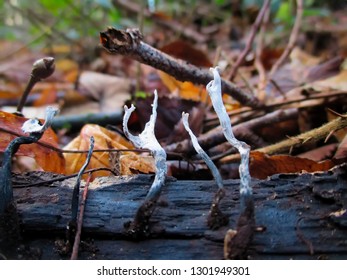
[123,90,167,238]
[206,67,255,259]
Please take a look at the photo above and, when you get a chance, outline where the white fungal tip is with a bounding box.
[21,106,58,133]
[122,89,167,201]
[206,68,252,200]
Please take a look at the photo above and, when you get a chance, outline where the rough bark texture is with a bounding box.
[6,164,347,259]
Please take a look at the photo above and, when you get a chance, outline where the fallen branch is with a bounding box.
[204,90,347,125]
[254,3,270,101]
[99,27,261,108]
[12,164,347,259]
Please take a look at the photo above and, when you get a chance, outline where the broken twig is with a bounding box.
[100,27,261,108]
[221,112,347,163]
[67,136,94,247]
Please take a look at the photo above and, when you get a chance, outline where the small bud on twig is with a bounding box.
[32,57,56,80]
[16,57,55,115]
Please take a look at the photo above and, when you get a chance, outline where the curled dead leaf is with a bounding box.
[63,124,155,179]
[250,151,335,179]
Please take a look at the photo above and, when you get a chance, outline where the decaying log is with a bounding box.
[9,164,347,259]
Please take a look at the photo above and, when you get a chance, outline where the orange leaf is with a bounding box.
[63,124,155,179]
[0,111,65,173]
[158,71,208,102]
[158,40,213,102]
[250,151,335,179]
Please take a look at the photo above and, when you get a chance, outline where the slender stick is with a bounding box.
[269,0,304,77]
[70,137,94,223]
[220,112,347,163]
[166,108,298,155]
[254,4,270,101]
[100,27,261,108]
[71,172,92,260]
[227,0,271,81]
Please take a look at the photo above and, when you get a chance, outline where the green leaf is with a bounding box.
[275,1,293,25]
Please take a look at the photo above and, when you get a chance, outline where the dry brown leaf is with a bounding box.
[158,40,212,102]
[250,151,335,179]
[311,70,347,91]
[63,124,155,179]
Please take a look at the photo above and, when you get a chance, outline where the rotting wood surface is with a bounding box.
[10,164,347,259]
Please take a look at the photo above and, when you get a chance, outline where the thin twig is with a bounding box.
[100,27,261,108]
[227,0,271,81]
[166,108,299,155]
[70,172,92,260]
[204,90,347,125]
[269,0,304,77]
[220,112,347,163]
[254,4,270,102]
[70,137,94,223]
[0,125,149,155]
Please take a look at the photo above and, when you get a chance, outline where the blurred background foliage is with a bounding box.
[0,0,341,58]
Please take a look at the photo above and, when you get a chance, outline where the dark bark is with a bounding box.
[7,164,347,259]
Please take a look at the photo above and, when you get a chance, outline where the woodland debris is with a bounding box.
[10,163,347,259]
[99,27,261,108]
[221,112,347,163]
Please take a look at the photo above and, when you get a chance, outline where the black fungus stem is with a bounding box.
[16,57,55,115]
[70,136,95,223]
[0,133,41,213]
[16,77,40,114]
